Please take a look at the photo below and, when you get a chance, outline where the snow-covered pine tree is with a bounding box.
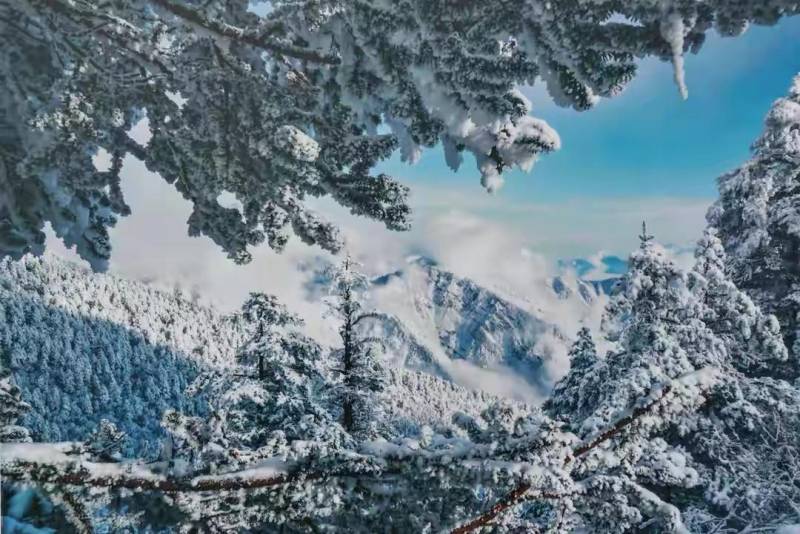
[84,419,126,462]
[540,225,725,531]
[204,326,339,451]
[237,292,302,380]
[544,326,604,424]
[594,223,726,414]
[163,293,340,471]
[709,74,800,368]
[325,255,386,436]
[0,370,32,443]
[3,1,799,269]
[670,227,800,531]
[545,224,800,532]
[689,227,789,376]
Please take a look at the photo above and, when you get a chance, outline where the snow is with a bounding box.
[0,442,166,482]
[192,458,290,484]
[660,13,689,100]
[274,125,320,162]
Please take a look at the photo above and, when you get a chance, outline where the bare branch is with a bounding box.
[450,369,717,534]
[450,486,563,534]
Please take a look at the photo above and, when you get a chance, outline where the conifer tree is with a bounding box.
[186,293,336,455]
[577,222,721,427]
[709,75,800,367]
[238,293,302,381]
[84,419,126,462]
[0,370,32,443]
[325,255,385,435]
[551,224,800,532]
[689,227,789,376]
[545,326,603,423]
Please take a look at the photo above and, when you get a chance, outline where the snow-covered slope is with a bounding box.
[0,255,512,453]
[383,368,513,436]
[0,255,245,453]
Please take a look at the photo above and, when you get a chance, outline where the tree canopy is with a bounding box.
[2,0,798,269]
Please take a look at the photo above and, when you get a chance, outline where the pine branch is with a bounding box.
[1,455,312,493]
[28,0,338,66]
[450,486,563,534]
[570,384,672,461]
[450,369,717,533]
[51,489,94,534]
[148,0,339,64]
[0,444,396,494]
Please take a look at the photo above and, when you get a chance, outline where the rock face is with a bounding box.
[708,75,800,362]
[367,257,572,399]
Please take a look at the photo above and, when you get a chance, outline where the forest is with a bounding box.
[2,0,800,532]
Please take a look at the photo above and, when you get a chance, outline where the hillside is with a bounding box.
[0,255,509,454]
[0,255,245,453]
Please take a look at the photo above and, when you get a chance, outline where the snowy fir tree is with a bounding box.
[237,292,303,380]
[544,326,602,424]
[676,227,800,531]
[544,224,800,532]
[325,255,386,436]
[0,370,32,444]
[2,1,799,268]
[709,74,800,367]
[689,227,789,376]
[84,419,126,462]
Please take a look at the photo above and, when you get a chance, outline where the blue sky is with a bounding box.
[378,17,800,203]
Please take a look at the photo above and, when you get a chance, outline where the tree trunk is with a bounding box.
[342,287,355,432]
[342,315,354,432]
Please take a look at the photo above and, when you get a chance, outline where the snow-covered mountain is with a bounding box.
[0,252,604,454]
[554,254,626,301]
[0,256,512,453]
[363,256,574,402]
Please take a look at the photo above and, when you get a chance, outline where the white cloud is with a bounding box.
[47,153,710,334]
[45,155,710,401]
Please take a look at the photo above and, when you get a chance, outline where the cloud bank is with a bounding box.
[45,154,710,402]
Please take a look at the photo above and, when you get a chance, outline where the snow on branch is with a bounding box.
[147,0,339,64]
[450,368,720,534]
[0,369,721,530]
[0,443,306,493]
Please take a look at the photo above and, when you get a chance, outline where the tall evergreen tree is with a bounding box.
[325,255,385,435]
[689,227,789,376]
[709,75,800,367]
[545,326,603,424]
[0,370,32,443]
[670,226,800,531]
[237,292,301,381]
[547,224,800,532]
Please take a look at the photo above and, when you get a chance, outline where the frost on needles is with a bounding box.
[2,0,800,268]
[709,74,800,369]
